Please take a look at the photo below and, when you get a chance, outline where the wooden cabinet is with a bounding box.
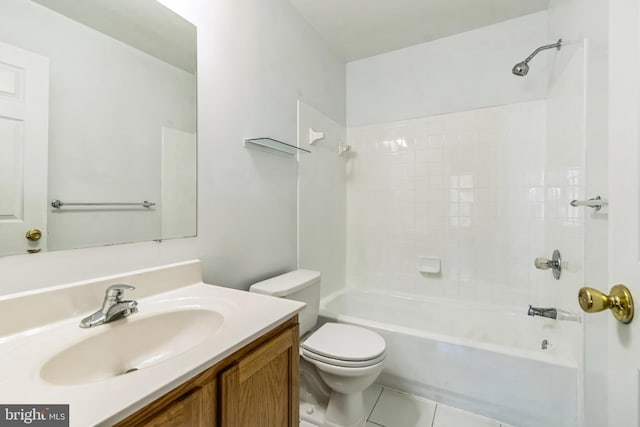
[115,317,299,427]
[135,385,212,427]
[220,322,299,427]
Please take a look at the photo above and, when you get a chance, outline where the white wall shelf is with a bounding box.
[244,137,310,155]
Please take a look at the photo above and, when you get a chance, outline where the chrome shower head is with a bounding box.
[512,61,529,76]
[512,38,562,77]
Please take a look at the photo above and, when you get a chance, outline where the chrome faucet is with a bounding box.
[528,305,581,322]
[79,284,138,328]
[528,305,558,319]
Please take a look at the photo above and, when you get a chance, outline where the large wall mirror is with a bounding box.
[0,0,197,257]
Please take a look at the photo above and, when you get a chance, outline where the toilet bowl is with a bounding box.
[250,270,386,427]
[301,322,386,426]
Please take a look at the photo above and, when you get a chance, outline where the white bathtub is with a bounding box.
[319,289,579,427]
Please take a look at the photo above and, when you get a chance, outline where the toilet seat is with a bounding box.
[303,355,385,379]
[302,323,386,364]
[302,347,386,368]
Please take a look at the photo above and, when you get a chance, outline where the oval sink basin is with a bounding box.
[40,309,223,385]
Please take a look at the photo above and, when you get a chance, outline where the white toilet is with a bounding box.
[250,270,386,427]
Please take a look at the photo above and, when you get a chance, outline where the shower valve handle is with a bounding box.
[534,258,553,270]
[533,250,562,280]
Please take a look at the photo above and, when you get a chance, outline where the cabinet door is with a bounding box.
[117,379,216,427]
[220,325,299,427]
[137,388,202,427]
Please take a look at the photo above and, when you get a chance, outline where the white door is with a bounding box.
[606,0,640,425]
[0,42,49,256]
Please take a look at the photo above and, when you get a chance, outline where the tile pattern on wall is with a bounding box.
[346,100,584,307]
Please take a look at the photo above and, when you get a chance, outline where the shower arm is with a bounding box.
[522,39,562,65]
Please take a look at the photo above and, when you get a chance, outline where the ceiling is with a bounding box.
[33,0,196,72]
[288,0,549,61]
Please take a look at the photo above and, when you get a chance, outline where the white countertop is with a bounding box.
[0,261,304,426]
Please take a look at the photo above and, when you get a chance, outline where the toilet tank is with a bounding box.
[249,270,320,336]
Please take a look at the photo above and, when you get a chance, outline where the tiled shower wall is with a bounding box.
[346,100,583,306]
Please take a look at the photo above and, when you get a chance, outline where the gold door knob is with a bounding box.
[25,228,42,241]
[578,285,634,324]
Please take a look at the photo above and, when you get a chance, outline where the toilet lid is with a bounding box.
[302,323,386,361]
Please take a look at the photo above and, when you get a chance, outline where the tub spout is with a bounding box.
[528,305,580,322]
[528,305,557,319]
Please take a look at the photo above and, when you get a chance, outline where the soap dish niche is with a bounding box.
[418,256,441,274]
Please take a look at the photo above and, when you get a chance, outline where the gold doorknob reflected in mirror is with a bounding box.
[578,285,634,324]
[25,229,42,241]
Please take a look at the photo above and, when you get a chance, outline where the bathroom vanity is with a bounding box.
[115,316,299,427]
[0,260,304,427]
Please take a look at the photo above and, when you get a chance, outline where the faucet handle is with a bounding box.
[533,249,562,280]
[534,258,552,270]
[105,284,135,299]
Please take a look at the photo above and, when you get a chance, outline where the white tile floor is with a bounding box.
[363,385,510,427]
[299,384,513,427]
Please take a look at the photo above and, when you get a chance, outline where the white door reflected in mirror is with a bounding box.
[0,41,48,256]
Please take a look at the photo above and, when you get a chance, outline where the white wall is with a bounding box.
[347,12,549,126]
[0,0,196,251]
[181,0,345,288]
[0,0,345,296]
[297,101,347,298]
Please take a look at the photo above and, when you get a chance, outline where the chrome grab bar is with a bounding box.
[570,196,607,211]
[51,200,155,209]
